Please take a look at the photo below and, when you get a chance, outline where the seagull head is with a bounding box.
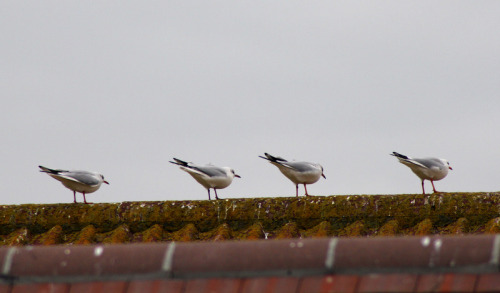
[100,174,110,184]
[440,159,453,170]
[230,168,241,178]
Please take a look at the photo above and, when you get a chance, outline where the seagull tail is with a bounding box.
[38,165,63,174]
[169,158,189,167]
[259,153,288,162]
[390,152,409,160]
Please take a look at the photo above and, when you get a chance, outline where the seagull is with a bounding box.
[39,165,109,204]
[169,158,241,200]
[390,152,452,194]
[259,153,326,197]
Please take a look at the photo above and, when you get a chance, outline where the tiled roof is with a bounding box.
[1,193,499,245]
[0,235,500,292]
[1,193,499,292]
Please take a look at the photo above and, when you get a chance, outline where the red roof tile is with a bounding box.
[357,274,417,293]
[476,274,500,292]
[68,281,127,293]
[126,280,184,293]
[184,279,242,293]
[240,277,300,293]
[299,275,359,293]
[416,274,478,293]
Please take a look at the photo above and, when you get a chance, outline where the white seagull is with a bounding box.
[169,158,241,200]
[390,152,452,194]
[259,153,326,197]
[39,165,109,204]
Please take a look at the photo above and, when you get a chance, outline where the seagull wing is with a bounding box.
[189,166,227,177]
[58,171,101,186]
[391,152,428,169]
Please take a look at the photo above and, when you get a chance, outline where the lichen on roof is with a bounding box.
[0,192,499,245]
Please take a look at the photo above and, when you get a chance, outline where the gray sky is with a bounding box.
[2,2,499,204]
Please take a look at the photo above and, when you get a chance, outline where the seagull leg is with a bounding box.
[207,189,211,200]
[83,192,92,204]
[295,185,299,197]
[431,180,438,193]
[214,189,220,200]
[73,191,77,203]
[421,180,426,195]
[304,184,310,196]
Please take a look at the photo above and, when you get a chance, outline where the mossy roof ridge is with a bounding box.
[0,192,499,246]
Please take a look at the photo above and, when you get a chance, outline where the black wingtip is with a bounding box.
[260,153,287,162]
[170,158,189,166]
[391,152,409,159]
[259,153,276,162]
[38,165,63,174]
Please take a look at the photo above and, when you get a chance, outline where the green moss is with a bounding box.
[72,225,97,245]
[2,228,29,246]
[142,224,164,242]
[0,192,499,245]
[209,223,233,241]
[239,222,264,240]
[340,220,365,237]
[276,222,299,239]
[172,223,199,242]
[485,217,500,234]
[414,219,433,235]
[102,224,131,244]
[303,221,332,238]
[378,220,399,236]
[443,217,469,235]
[32,225,63,245]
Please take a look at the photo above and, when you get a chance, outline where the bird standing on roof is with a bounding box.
[169,158,241,200]
[390,152,452,194]
[39,165,109,204]
[259,153,326,197]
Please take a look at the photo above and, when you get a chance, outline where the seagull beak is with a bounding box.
[235,174,241,178]
[104,180,110,184]
[322,173,326,179]
[449,166,453,170]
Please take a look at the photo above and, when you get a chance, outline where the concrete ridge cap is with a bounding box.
[0,235,498,284]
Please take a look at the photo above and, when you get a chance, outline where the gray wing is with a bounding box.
[62,171,101,186]
[412,158,444,169]
[191,165,227,177]
[280,161,318,172]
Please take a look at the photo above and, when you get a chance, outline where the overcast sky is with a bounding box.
[1,2,499,204]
